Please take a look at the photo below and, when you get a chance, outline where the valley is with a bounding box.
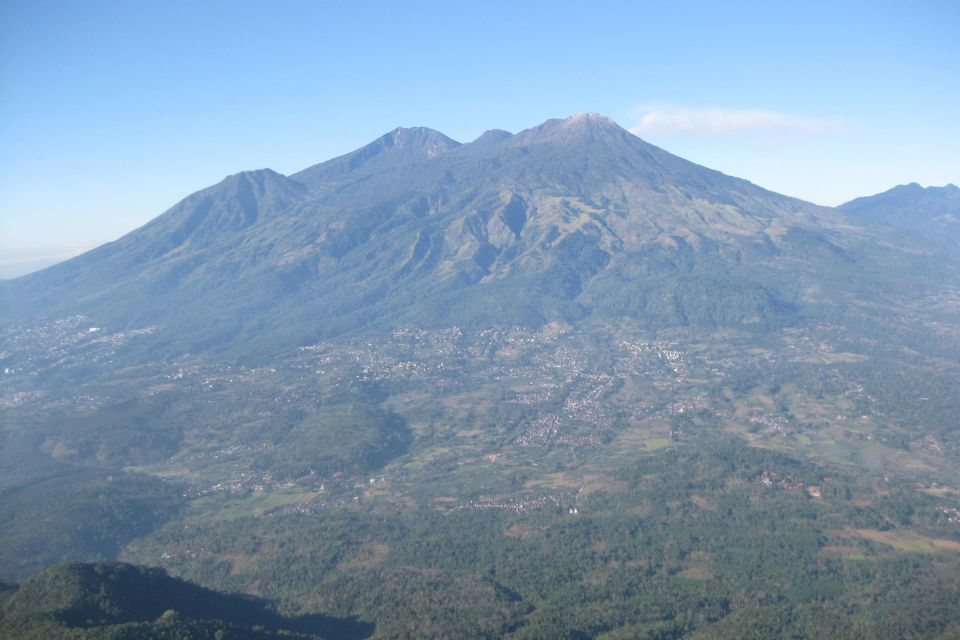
[3,309,960,637]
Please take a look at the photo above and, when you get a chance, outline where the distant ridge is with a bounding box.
[840,183,960,243]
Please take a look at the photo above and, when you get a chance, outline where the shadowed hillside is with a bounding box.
[0,562,373,639]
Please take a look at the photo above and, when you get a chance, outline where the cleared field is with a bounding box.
[843,528,960,554]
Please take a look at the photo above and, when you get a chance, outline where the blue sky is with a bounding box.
[1,0,958,276]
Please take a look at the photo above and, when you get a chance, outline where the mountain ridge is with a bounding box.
[2,114,954,361]
[840,182,960,244]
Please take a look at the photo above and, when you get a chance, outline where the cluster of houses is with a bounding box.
[758,470,822,499]
[452,493,571,514]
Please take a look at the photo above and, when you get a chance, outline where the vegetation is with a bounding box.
[0,561,370,639]
[257,403,412,479]
[121,440,960,639]
[3,315,960,636]
[0,470,184,582]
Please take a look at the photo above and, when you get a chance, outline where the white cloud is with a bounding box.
[629,103,840,136]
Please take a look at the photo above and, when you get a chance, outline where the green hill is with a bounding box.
[0,561,372,639]
[0,470,184,583]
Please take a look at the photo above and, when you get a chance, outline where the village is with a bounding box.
[3,313,959,527]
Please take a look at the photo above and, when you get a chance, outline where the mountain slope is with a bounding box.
[840,182,960,243]
[1,115,952,361]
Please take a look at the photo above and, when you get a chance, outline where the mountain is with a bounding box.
[0,561,370,639]
[840,183,960,243]
[4,115,960,639]
[1,114,953,362]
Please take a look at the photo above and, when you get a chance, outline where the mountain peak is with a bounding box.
[881,182,958,196]
[896,182,924,191]
[292,126,460,184]
[516,112,630,144]
[563,112,619,128]
[382,126,459,157]
[889,182,959,194]
[470,129,514,146]
[219,167,289,189]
